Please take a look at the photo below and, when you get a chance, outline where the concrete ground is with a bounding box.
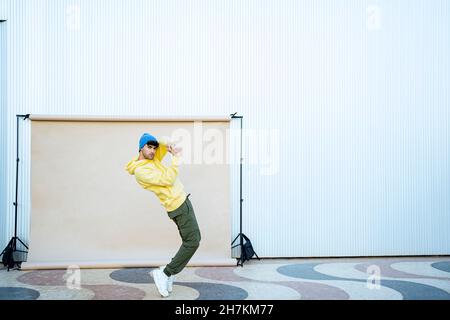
[1,256,450,300]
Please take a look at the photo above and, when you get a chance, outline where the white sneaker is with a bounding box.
[151,269,169,297]
[160,266,175,293]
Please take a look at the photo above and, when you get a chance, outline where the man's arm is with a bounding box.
[135,145,183,187]
[135,156,180,186]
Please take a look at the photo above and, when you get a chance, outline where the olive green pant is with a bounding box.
[164,196,201,277]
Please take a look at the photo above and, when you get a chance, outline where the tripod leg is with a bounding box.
[15,237,29,250]
[231,233,241,245]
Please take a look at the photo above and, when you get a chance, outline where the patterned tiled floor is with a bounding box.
[1,257,450,300]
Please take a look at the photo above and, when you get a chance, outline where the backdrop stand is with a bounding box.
[230,112,260,266]
[1,114,30,271]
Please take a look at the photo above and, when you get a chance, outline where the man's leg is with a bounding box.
[164,198,201,277]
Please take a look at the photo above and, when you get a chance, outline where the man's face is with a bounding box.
[140,144,157,160]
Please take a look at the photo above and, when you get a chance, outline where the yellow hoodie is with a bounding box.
[125,140,187,212]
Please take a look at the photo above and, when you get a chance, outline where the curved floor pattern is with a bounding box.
[275,281,350,300]
[354,261,426,279]
[0,287,40,300]
[34,285,95,300]
[109,268,155,284]
[226,281,302,300]
[2,258,450,300]
[83,284,146,300]
[196,266,349,300]
[314,262,371,280]
[195,267,254,282]
[379,280,450,300]
[233,263,306,282]
[432,261,450,273]
[17,270,67,286]
[179,282,248,300]
[277,263,342,281]
[277,262,450,300]
[390,262,450,279]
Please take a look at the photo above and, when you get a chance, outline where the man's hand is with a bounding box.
[168,144,182,157]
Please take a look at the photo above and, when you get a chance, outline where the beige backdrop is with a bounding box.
[22,116,234,270]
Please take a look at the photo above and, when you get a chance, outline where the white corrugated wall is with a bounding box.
[0,19,6,250]
[0,0,449,258]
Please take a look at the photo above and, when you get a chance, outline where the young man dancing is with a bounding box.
[125,133,201,297]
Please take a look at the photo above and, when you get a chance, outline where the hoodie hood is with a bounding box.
[125,139,168,175]
[125,157,145,175]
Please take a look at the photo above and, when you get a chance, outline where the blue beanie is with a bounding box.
[139,133,159,150]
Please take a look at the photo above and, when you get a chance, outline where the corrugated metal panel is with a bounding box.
[0,0,449,257]
[0,20,7,248]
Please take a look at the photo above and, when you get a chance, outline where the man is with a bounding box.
[125,133,201,297]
